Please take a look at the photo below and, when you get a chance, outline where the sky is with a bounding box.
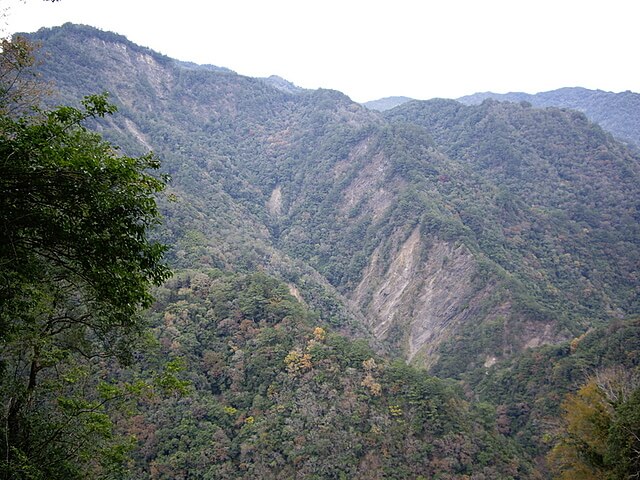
[3,0,640,103]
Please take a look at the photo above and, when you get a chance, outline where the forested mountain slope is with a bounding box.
[384,98,640,372]
[458,87,640,147]
[123,270,533,479]
[26,24,640,375]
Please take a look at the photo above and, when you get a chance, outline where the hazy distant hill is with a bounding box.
[21,23,640,478]
[259,74,307,94]
[458,87,640,147]
[362,95,414,111]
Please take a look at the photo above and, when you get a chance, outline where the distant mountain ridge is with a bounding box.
[362,96,414,111]
[458,87,640,146]
[364,88,640,148]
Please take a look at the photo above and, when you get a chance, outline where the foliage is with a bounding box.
[466,317,640,473]
[0,92,170,351]
[122,270,532,479]
[548,368,640,479]
[14,23,640,478]
[0,36,47,116]
[0,38,170,478]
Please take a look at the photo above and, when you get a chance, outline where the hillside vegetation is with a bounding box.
[125,269,533,479]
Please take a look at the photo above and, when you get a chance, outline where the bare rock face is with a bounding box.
[266,185,283,216]
[352,228,472,366]
[350,227,559,369]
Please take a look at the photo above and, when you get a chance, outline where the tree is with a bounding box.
[0,38,170,479]
[548,368,640,480]
[0,36,47,117]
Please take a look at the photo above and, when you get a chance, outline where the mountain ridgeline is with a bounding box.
[457,87,640,148]
[20,23,640,477]
[367,88,640,149]
[28,23,640,372]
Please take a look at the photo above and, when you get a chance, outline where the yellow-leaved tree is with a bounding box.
[547,367,640,480]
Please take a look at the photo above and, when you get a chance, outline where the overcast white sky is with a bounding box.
[3,0,639,102]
